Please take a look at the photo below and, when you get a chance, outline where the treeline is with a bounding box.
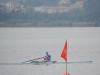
[83,0,100,13]
[0,6,100,22]
[0,0,26,2]
[0,9,100,27]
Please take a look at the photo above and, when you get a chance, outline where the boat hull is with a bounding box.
[0,61,93,65]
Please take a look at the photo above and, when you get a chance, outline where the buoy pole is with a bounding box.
[66,61,67,73]
[63,60,70,75]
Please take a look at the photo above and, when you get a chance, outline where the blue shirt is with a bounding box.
[45,54,51,62]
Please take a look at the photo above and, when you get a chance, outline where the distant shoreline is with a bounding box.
[0,22,100,27]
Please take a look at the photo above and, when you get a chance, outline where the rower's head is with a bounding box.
[46,52,48,55]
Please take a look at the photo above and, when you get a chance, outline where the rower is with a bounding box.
[42,52,51,62]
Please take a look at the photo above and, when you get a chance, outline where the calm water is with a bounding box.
[0,27,100,75]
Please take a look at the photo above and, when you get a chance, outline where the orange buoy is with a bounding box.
[64,73,70,75]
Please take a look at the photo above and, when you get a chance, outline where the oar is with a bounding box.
[23,57,43,63]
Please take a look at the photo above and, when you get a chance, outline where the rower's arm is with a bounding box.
[42,56,46,60]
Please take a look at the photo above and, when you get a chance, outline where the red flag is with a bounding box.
[61,40,68,61]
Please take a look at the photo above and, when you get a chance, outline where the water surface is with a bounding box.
[0,27,100,75]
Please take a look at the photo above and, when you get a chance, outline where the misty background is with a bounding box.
[0,0,100,27]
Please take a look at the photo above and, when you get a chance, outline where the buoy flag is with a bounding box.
[61,40,68,62]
